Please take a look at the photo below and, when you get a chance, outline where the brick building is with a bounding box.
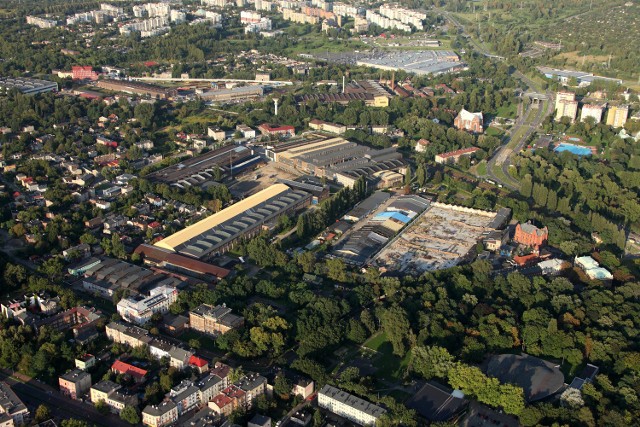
[513,222,548,252]
[454,108,483,133]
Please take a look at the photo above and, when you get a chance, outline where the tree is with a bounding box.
[411,345,454,379]
[35,404,51,422]
[61,420,90,427]
[379,305,411,356]
[326,258,348,282]
[120,405,141,425]
[95,399,109,414]
[273,375,292,400]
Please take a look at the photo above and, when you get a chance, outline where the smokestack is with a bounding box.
[342,75,345,94]
[274,98,278,116]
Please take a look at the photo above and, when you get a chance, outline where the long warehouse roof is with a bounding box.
[155,183,291,251]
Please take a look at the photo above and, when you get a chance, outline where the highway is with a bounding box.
[0,371,129,427]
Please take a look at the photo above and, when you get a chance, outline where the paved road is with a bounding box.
[439,10,555,190]
[0,371,129,427]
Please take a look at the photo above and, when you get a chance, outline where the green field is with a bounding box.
[364,332,412,381]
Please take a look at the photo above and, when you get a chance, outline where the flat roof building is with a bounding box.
[189,304,244,336]
[0,77,58,95]
[318,385,386,426]
[97,79,176,99]
[356,50,464,76]
[0,382,29,425]
[155,184,311,258]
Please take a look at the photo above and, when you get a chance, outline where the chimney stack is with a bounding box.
[273,98,279,116]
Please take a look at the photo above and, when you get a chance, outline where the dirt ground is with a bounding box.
[229,161,302,197]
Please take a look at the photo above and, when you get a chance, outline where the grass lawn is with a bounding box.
[178,330,219,353]
[485,127,505,138]
[364,332,411,382]
[495,104,517,119]
[474,160,488,176]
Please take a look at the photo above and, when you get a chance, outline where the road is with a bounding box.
[440,9,555,190]
[0,371,129,427]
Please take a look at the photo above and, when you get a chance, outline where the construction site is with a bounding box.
[374,203,507,274]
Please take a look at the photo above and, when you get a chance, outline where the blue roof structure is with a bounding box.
[373,211,411,224]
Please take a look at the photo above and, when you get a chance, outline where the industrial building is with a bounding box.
[356,51,464,76]
[333,194,430,265]
[266,135,405,184]
[297,80,391,107]
[0,76,58,94]
[374,203,510,274]
[154,184,311,259]
[134,244,231,281]
[76,257,186,299]
[198,85,264,103]
[146,145,262,188]
[97,79,177,99]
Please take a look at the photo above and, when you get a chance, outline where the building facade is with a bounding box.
[606,105,629,128]
[454,109,483,133]
[59,369,92,400]
[318,385,386,426]
[513,222,548,252]
[189,304,244,336]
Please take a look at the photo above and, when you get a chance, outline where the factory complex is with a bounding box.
[374,203,511,274]
[147,145,262,188]
[356,50,466,76]
[266,135,406,188]
[154,183,311,259]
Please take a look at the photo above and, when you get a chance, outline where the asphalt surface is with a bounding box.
[439,10,555,190]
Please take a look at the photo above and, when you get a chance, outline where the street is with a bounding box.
[0,371,129,427]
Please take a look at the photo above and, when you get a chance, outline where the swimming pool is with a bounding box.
[554,143,593,156]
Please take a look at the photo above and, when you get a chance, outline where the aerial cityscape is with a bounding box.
[0,0,639,426]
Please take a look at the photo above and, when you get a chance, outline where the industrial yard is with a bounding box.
[374,203,503,274]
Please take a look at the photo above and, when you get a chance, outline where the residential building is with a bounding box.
[169,381,200,415]
[90,380,121,405]
[59,369,92,400]
[116,285,179,325]
[454,108,483,133]
[555,92,578,122]
[292,378,314,399]
[26,16,57,28]
[111,360,148,383]
[513,222,548,252]
[248,414,271,427]
[189,355,209,373]
[606,105,629,128]
[318,385,386,426]
[189,304,244,336]
[208,386,246,416]
[414,139,430,153]
[142,401,179,427]
[581,104,604,123]
[434,147,480,164]
[169,347,194,370]
[75,354,96,371]
[197,374,227,405]
[237,374,267,408]
[0,382,29,425]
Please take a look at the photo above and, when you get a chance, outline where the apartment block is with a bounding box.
[318,385,386,426]
[606,105,629,128]
[59,369,92,400]
[189,304,244,336]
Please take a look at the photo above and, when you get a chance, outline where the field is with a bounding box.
[363,332,411,381]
